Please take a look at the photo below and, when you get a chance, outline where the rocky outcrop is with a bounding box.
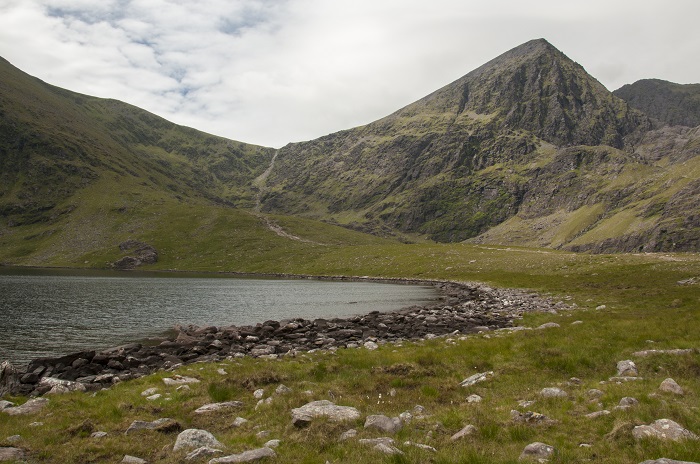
[3,279,567,397]
[112,240,158,269]
[291,400,361,427]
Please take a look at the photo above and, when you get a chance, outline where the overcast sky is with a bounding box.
[1,0,698,148]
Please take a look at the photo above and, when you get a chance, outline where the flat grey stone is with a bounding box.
[359,437,395,447]
[0,447,25,462]
[209,447,276,463]
[639,459,700,464]
[373,443,403,455]
[39,376,87,394]
[122,456,147,464]
[125,418,179,435]
[585,410,610,419]
[339,429,357,441]
[3,397,49,416]
[185,447,223,461]
[163,375,200,386]
[194,401,244,414]
[519,442,555,461]
[539,387,567,398]
[291,400,360,427]
[459,371,493,387]
[450,424,477,441]
[536,322,560,329]
[364,415,402,434]
[659,378,684,395]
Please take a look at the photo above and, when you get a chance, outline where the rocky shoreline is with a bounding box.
[1,279,571,397]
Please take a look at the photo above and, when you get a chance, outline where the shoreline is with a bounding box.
[1,277,571,397]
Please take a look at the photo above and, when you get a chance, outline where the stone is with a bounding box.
[255,431,270,439]
[536,322,560,329]
[209,447,276,463]
[659,378,684,395]
[275,384,292,395]
[519,442,556,462]
[364,415,402,434]
[253,389,265,399]
[586,389,604,399]
[146,394,162,401]
[0,447,25,462]
[633,349,695,357]
[141,387,159,396]
[518,400,536,408]
[28,422,43,427]
[373,443,403,455]
[217,369,227,375]
[0,401,14,410]
[466,394,482,403]
[585,410,610,419]
[450,424,477,441]
[194,401,244,414]
[404,441,437,452]
[174,429,224,452]
[122,456,147,464]
[5,436,20,443]
[460,371,494,387]
[633,419,699,441]
[364,341,379,350]
[539,387,567,398]
[339,429,357,441]
[91,431,108,438]
[511,410,558,426]
[185,447,223,461]
[39,376,87,394]
[596,305,606,310]
[177,385,192,392]
[291,400,361,427]
[163,375,200,386]
[0,362,19,397]
[263,440,280,449]
[359,438,395,447]
[616,360,638,377]
[126,418,180,435]
[2,397,49,416]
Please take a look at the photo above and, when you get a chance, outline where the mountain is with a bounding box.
[1,39,699,264]
[259,39,699,251]
[614,79,700,127]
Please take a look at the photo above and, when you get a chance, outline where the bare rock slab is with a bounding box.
[459,371,494,387]
[633,419,699,442]
[539,387,567,398]
[194,401,244,414]
[0,447,25,462]
[122,456,147,464]
[364,415,402,434]
[2,397,49,416]
[450,424,477,441]
[639,459,700,464]
[291,400,361,427]
[209,447,276,463]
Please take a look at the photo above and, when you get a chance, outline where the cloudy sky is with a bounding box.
[1,0,698,148]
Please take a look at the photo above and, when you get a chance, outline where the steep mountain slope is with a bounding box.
[614,79,700,127]
[259,39,699,252]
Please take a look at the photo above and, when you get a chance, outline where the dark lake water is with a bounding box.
[0,268,438,365]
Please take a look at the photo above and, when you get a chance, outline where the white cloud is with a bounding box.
[0,0,698,147]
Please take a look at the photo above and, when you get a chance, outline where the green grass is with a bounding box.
[1,243,699,463]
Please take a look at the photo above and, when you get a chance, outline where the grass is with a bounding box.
[1,244,699,463]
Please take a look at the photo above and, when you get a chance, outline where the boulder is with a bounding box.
[2,398,49,416]
[209,447,276,463]
[291,400,361,427]
[173,429,224,452]
[185,447,223,461]
[0,447,25,462]
[633,419,699,441]
[125,418,181,435]
[163,375,200,386]
[639,459,700,464]
[519,442,556,462]
[450,424,477,441]
[364,415,402,434]
[539,387,567,398]
[339,429,357,441]
[0,362,19,397]
[659,378,684,395]
[121,456,147,464]
[616,360,638,377]
[39,377,87,394]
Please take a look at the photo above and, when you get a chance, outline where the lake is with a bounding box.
[0,268,438,365]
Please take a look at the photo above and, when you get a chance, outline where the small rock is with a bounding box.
[616,360,638,377]
[217,369,227,375]
[364,341,379,350]
[639,459,700,464]
[404,441,437,452]
[255,431,270,439]
[209,447,276,463]
[141,387,159,396]
[275,384,292,395]
[39,376,87,394]
[122,456,147,464]
[586,389,604,399]
[163,375,200,386]
[518,400,536,408]
[291,400,361,427]
[511,410,558,426]
[519,442,556,462]
[126,418,180,435]
[466,394,482,403]
[450,424,477,441]
[359,437,394,447]
[460,371,493,387]
[174,429,225,452]
[91,431,108,438]
[253,389,265,399]
[373,443,403,455]
[659,378,684,395]
[571,321,584,325]
[4,436,20,443]
[398,411,413,423]
[176,385,192,392]
[0,401,15,410]
[2,397,49,416]
[633,349,695,357]
[632,419,699,441]
[185,447,223,461]
[364,415,402,434]
[596,305,606,310]
[615,397,639,410]
[536,322,560,329]
[194,401,244,414]
[339,429,357,441]
[585,410,611,419]
[232,417,249,428]
[146,394,162,401]
[28,421,43,427]
[263,440,280,448]
[539,387,567,398]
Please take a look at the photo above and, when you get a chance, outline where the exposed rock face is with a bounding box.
[0,362,19,397]
[614,79,700,128]
[113,240,158,269]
